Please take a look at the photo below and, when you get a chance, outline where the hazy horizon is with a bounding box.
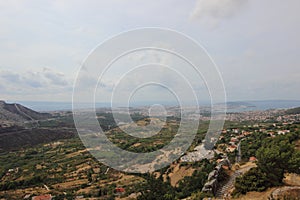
[3,99,300,112]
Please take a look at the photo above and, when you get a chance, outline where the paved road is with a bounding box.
[236,138,246,163]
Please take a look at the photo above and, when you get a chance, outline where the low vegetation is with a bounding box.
[234,132,300,196]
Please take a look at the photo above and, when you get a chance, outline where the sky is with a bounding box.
[0,0,300,103]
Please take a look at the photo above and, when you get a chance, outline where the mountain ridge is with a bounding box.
[0,100,50,125]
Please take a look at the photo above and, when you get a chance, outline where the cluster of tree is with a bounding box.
[234,132,300,195]
[176,159,215,199]
[96,112,147,131]
[137,173,176,200]
[285,107,300,115]
[176,170,208,199]
[0,175,44,190]
[107,122,177,153]
[240,132,269,161]
[136,159,215,200]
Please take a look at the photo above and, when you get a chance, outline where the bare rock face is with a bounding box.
[270,186,300,200]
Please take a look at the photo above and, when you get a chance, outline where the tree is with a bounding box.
[288,151,300,174]
[176,170,207,199]
[234,168,268,195]
[256,139,293,186]
[137,173,175,200]
[234,134,300,195]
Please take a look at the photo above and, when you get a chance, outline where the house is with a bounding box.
[277,130,290,135]
[242,131,252,136]
[115,187,125,194]
[268,132,276,138]
[226,145,237,153]
[232,129,239,134]
[32,194,52,200]
[249,156,257,162]
[230,137,239,143]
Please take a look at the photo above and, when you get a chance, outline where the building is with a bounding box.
[249,156,258,162]
[115,187,125,195]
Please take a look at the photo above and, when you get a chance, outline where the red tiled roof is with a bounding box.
[115,188,125,193]
[249,156,257,162]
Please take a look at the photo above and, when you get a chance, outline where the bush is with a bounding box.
[234,168,268,195]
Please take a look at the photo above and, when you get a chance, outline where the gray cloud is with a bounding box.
[0,71,21,84]
[190,0,248,27]
[0,68,72,98]
[43,67,68,86]
[0,0,299,102]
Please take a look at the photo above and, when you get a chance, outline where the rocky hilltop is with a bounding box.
[0,101,75,151]
[0,100,50,125]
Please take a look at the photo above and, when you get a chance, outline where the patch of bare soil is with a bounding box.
[52,179,88,190]
[234,188,276,200]
[168,164,195,187]
[116,193,139,200]
[284,173,300,186]
[65,149,87,159]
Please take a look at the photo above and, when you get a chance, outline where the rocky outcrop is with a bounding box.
[202,158,231,196]
[269,186,300,200]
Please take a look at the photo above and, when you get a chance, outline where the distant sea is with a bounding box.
[10,101,110,112]
[8,100,300,112]
[226,100,300,112]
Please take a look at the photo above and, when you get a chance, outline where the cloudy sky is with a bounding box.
[0,0,300,103]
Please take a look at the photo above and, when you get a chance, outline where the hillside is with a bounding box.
[0,101,75,151]
[0,127,75,152]
[0,100,50,124]
[285,107,300,115]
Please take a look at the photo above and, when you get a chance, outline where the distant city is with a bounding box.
[9,100,300,112]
